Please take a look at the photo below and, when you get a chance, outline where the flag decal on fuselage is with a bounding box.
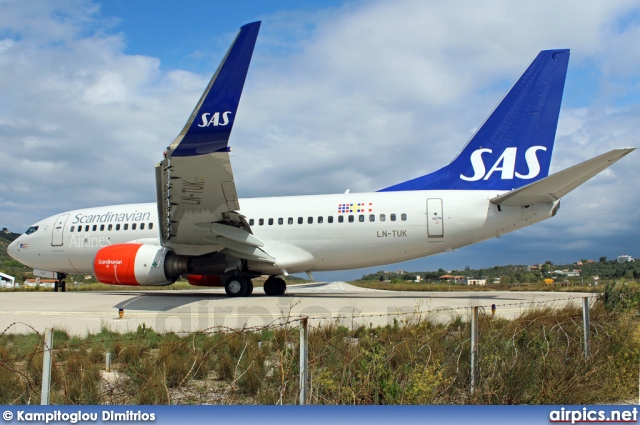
[338,203,373,213]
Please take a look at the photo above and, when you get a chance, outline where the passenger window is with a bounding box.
[149,223,153,230]
[92,225,97,231]
[268,218,274,225]
[288,217,293,225]
[338,216,344,223]
[369,214,375,222]
[308,217,313,224]
[70,226,75,232]
[298,217,303,224]
[348,215,354,223]
[100,224,105,231]
[249,219,254,226]
[359,215,365,222]
[124,223,128,230]
[380,214,386,222]
[259,218,264,226]
[328,216,333,223]
[140,223,145,230]
[85,225,90,231]
[390,214,397,221]
[108,224,113,231]
[401,213,407,221]
[278,218,283,225]
[318,216,323,224]
[116,224,120,231]
[132,223,137,230]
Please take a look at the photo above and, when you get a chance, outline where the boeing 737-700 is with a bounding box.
[7,21,634,296]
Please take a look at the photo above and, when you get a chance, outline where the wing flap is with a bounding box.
[491,148,635,207]
[223,247,276,263]
[207,223,264,247]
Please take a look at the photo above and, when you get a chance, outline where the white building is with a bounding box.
[617,255,635,263]
[466,277,487,286]
[0,272,16,287]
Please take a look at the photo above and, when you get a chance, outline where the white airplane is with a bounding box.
[8,22,634,297]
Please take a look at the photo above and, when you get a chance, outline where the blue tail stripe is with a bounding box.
[380,49,570,192]
[171,22,261,157]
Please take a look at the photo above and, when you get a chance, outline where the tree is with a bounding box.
[599,256,607,263]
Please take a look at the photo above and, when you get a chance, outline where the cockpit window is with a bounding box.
[25,226,39,235]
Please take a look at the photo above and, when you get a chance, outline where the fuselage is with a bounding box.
[8,190,558,276]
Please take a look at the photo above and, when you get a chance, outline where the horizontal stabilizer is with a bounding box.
[490,148,635,207]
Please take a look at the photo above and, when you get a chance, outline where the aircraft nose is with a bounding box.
[7,239,21,261]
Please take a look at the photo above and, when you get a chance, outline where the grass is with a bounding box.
[350,280,608,292]
[0,283,638,404]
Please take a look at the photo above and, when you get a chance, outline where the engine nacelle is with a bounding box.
[186,274,224,287]
[94,244,176,286]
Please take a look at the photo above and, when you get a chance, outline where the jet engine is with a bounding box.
[93,243,187,286]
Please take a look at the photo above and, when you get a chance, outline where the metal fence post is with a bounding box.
[41,328,53,405]
[299,317,309,405]
[106,352,111,372]
[470,306,479,395]
[582,297,590,358]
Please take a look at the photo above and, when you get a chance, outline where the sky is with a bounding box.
[1,0,639,281]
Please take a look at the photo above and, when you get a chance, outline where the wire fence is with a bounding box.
[1,293,638,405]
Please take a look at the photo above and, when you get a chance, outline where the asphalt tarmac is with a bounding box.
[0,282,593,336]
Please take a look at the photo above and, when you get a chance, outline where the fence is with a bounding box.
[1,294,639,405]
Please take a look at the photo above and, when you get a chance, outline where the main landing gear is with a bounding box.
[224,276,254,297]
[263,276,286,296]
[223,275,286,297]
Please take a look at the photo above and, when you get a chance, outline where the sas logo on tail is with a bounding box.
[460,146,547,181]
[198,112,232,127]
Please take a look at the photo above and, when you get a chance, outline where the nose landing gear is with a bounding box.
[53,273,67,292]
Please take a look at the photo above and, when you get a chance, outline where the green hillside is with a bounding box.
[360,258,640,285]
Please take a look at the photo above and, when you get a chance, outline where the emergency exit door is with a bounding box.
[427,198,444,238]
[51,214,70,246]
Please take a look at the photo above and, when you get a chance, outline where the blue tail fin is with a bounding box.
[380,49,570,192]
[169,22,261,157]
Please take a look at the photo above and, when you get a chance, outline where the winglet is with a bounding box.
[168,21,261,157]
[380,49,570,191]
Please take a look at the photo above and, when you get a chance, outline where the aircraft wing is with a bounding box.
[155,22,260,255]
[490,148,635,207]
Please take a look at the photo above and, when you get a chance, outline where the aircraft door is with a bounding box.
[427,198,444,238]
[51,214,70,246]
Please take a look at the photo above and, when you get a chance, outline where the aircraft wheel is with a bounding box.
[264,277,286,296]
[274,277,286,296]
[245,279,254,296]
[60,280,66,292]
[53,280,59,292]
[263,278,276,295]
[225,276,249,297]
